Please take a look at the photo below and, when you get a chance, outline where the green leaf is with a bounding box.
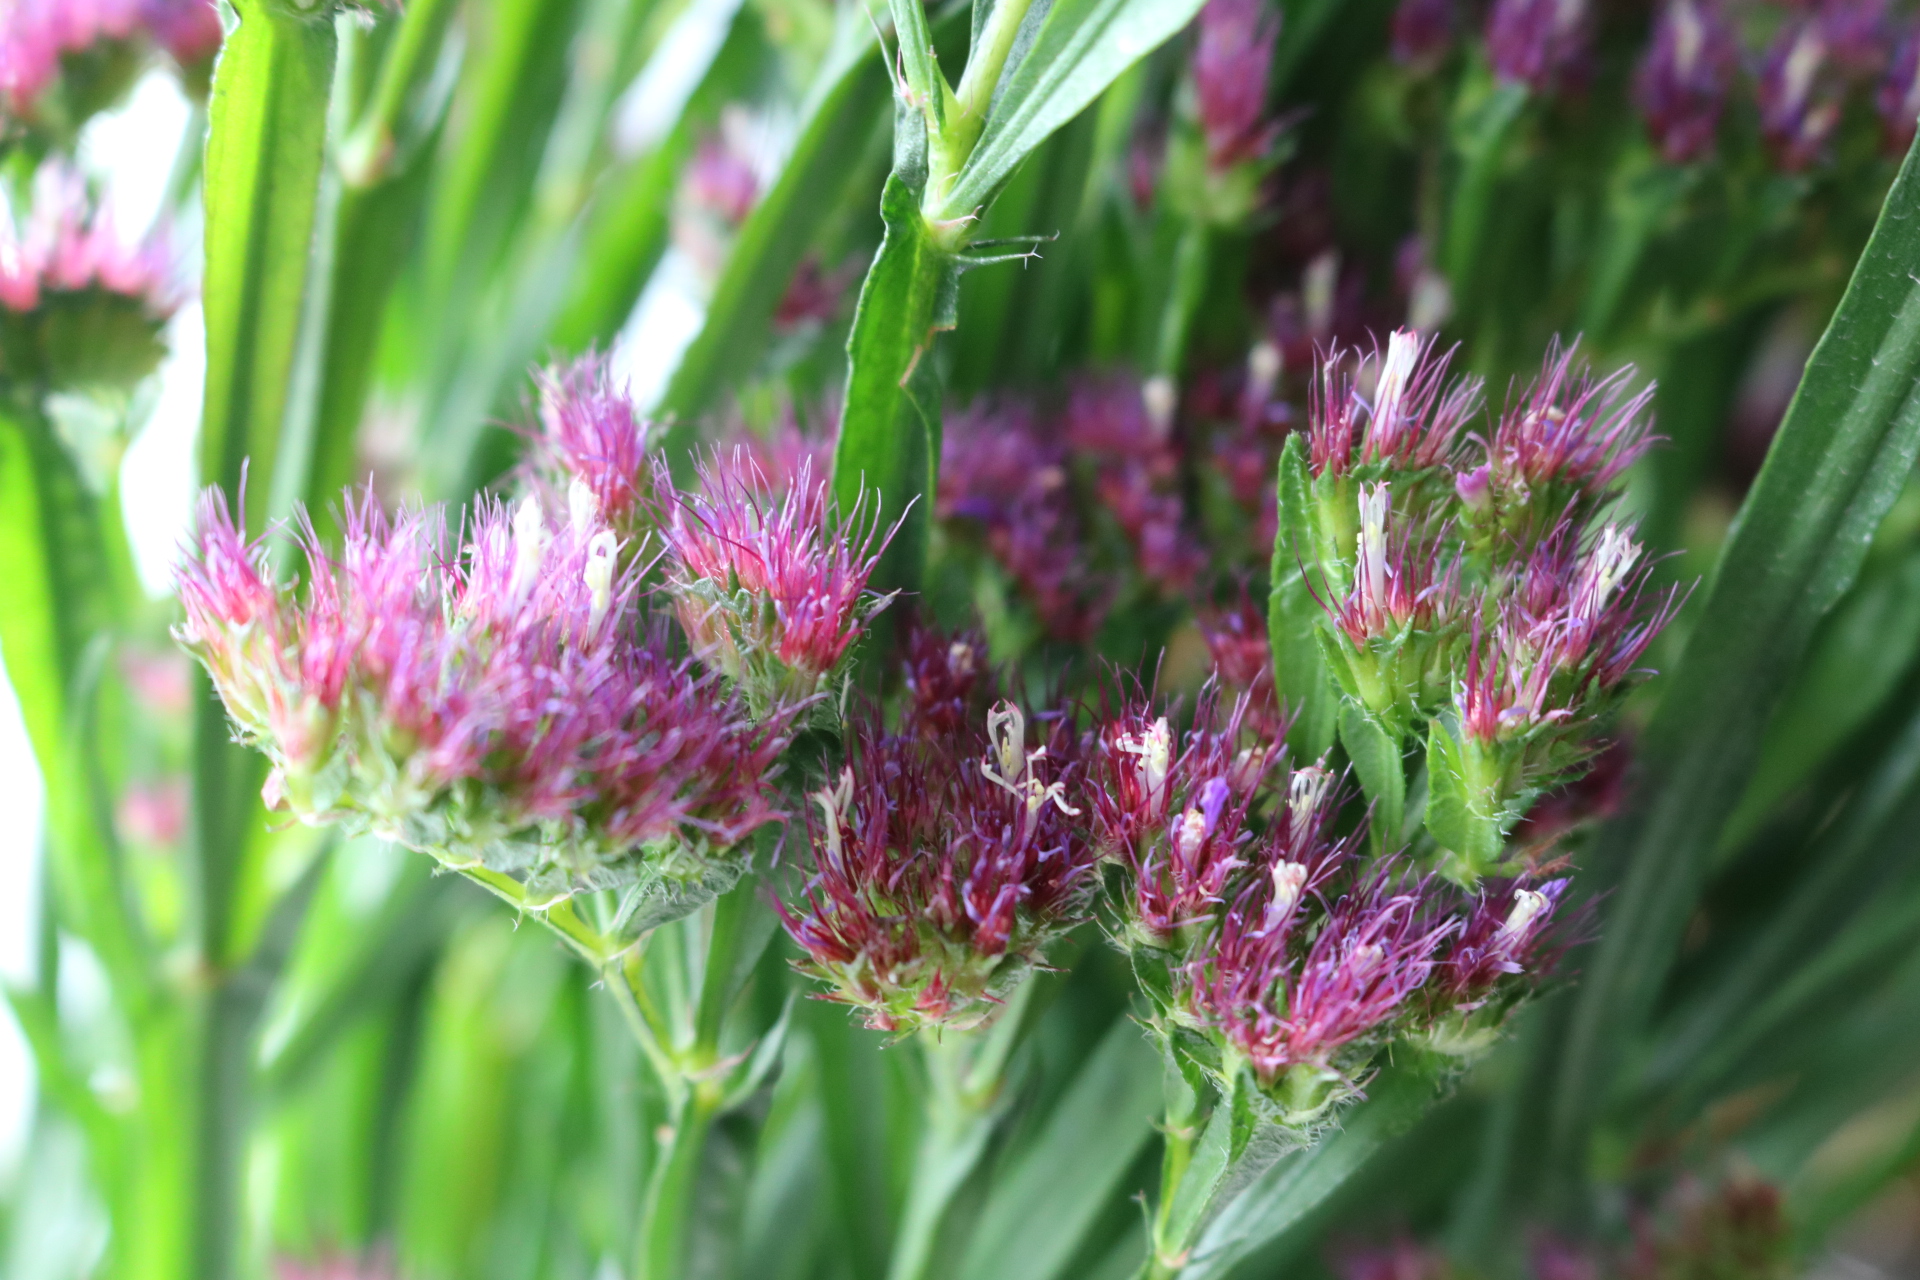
[1423,719,1505,878]
[1180,1066,1444,1280]
[1269,434,1338,761]
[199,0,337,516]
[955,1018,1161,1280]
[1340,702,1405,851]
[935,0,1207,220]
[657,15,895,431]
[1550,135,1920,1177]
[832,173,957,591]
[1440,67,1528,322]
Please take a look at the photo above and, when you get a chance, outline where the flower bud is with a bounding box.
[1634,0,1737,165]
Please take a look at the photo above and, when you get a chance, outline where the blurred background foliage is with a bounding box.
[10,0,1920,1276]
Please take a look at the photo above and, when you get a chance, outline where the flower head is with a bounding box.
[901,623,990,739]
[1879,23,1920,153]
[1634,0,1738,165]
[1193,0,1280,171]
[529,355,660,533]
[1486,0,1591,95]
[175,481,793,913]
[1758,20,1845,172]
[780,700,1096,1032]
[1,0,220,121]
[662,453,895,708]
[1392,0,1456,69]
[1310,330,1481,479]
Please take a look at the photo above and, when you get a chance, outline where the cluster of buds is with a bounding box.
[1286,329,1674,882]
[175,480,793,911]
[660,454,896,715]
[527,355,662,539]
[1095,686,1568,1131]
[0,166,179,394]
[0,0,221,128]
[779,695,1097,1033]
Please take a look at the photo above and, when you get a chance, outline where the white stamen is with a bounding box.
[813,768,854,861]
[1271,860,1308,915]
[569,478,600,535]
[1142,376,1177,440]
[1370,329,1420,449]
[1288,765,1332,834]
[1247,341,1283,401]
[1115,717,1173,804]
[1498,889,1549,941]
[584,530,618,632]
[1357,483,1392,614]
[1174,807,1208,859]
[948,640,976,675]
[510,495,550,600]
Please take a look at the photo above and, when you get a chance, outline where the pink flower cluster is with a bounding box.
[0,0,220,115]
[661,454,895,708]
[0,167,175,317]
[175,482,792,897]
[1191,0,1280,172]
[779,693,1098,1032]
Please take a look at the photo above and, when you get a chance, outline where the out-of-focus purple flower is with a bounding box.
[175,483,793,899]
[1456,339,1654,545]
[1757,19,1845,171]
[0,0,220,116]
[1310,329,1481,479]
[0,165,176,317]
[1391,0,1456,69]
[705,414,836,499]
[1067,374,1207,590]
[1330,1236,1455,1280]
[941,399,1111,642]
[774,254,857,332]
[118,776,188,846]
[1818,0,1889,80]
[1067,373,1176,463]
[683,134,760,227]
[1528,1234,1600,1280]
[1198,595,1284,736]
[900,623,990,739]
[1486,0,1591,94]
[779,699,1096,1032]
[662,455,895,707]
[1879,24,1920,153]
[1193,0,1280,171]
[1634,0,1738,164]
[530,355,659,532]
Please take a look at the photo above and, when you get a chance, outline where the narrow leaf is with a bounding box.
[1269,434,1338,760]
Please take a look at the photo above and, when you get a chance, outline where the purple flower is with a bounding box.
[0,0,220,116]
[1193,859,1456,1082]
[1392,0,1456,69]
[1328,484,1463,649]
[530,356,660,532]
[941,399,1111,642]
[1310,329,1481,479]
[1486,0,1591,95]
[1459,338,1655,544]
[663,454,896,704]
[1634,0,1738,165]
[779,700,1096,1032]
[1879,23,1920,153]
[683,133,761,228]
[1437,877,1568,1002]
[1758,19,1845,172]
[0,164,177,316]
[1198,594,1284,736]
[1094,685,1283,938]
[1193,0,1281,171]
[175,481,793,898]
[900,623,990,740]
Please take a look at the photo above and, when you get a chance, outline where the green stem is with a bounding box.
[1155,219,1211,379]
[1139,1059,1215,1280]
[634,1084,725,1280]
[887,1029,1001,1280]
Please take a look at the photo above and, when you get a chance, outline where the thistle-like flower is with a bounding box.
[1486,0,1591,95]
[1454,339,1654,552]
[1634,0,1738,165]
[0,0,220,121]
[661,454,895,711]
[528,356,660,536]
[0,166,178,392]
[780,700,1096,1032]
[175,483,793,912]
[1310,330,1481,481]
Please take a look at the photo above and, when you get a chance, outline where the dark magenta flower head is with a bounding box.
[1198,594,1283,736]
[780,699,1096,1033]
[1486,0,1591,95]
[1634,0,1738,165]
[1758,19,1845,172]
[1435,877,1568,1006]
[1392,0,1456,69]
[175,478,794,916]
[1310,329,1482,479]
[1,0,221,121]
[530,355,660,534]
[900,623,991,740]
[662,452,897,710]
[1193,0,1281,172]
